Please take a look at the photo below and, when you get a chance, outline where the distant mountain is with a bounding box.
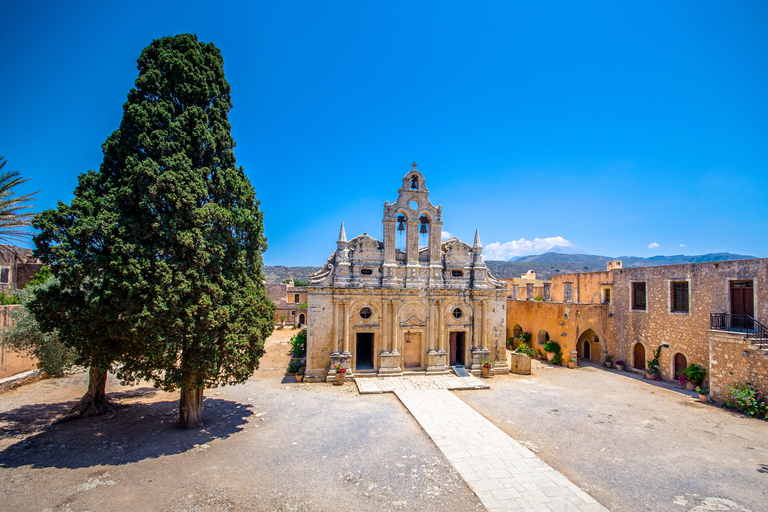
[265,252,758,283]
[488,252,757,280]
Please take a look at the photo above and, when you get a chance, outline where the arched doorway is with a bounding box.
[298,313,305,326]
[512,324,522,338]
[674,353,687,377]
[577,328,603,363]
[633,343,646,371]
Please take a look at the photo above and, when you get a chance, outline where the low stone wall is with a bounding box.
[708,330,768,403]
[0,305,37,379]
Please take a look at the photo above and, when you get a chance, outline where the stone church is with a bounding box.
[305,165,508,382]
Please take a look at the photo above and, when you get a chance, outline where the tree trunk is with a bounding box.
[179,387,204,429]
[64,367,113,419]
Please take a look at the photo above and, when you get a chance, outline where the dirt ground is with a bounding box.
[2,335,768,512]
[0,328,483,512]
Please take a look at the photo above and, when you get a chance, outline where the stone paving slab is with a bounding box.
[395,389,609,512]
[354,374,489,394]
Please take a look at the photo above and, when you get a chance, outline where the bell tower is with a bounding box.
[382,163,443,288]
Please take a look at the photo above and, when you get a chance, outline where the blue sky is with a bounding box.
[1,1,766,265]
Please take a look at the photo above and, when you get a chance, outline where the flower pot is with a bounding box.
[604,361,613,368]
[616,364,624,371]
[481,366,492,378]
[685,381,695,391]
[567,361,575,369]
[546,351,555,362]
[296,373,304,382]
[335,371,345,385]
[698,393,708,403]
[645,372,658,380]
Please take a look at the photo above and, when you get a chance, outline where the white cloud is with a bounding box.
[678,243,686,247]
[648,242,660,249]
[441,230,453,240]
[485,236,573,260]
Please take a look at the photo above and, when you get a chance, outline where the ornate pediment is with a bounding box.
[400,314,427,327]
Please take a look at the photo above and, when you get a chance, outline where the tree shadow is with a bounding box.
[0,395,252,469]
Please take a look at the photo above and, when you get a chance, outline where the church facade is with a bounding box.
[305,166,507,382]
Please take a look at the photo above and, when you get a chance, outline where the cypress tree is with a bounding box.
[32,34,274,427]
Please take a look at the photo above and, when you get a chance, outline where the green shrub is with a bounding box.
[520,331,532,344]
[543,341,560,353]
[552,352,563,365]
[287,358,302,374]
[0,292,21,305]
[683,364,707,387]
[2,277,75,377]
[533,295,543,301]
[724,382,768,419]
[515,344,535,357]
[290,330,307,358]
[647,345,662,374]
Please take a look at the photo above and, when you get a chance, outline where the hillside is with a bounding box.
[265,252,758,283]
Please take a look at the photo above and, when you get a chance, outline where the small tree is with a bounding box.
[33,34,274,428]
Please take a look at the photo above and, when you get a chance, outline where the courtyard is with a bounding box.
[0,329,766,512]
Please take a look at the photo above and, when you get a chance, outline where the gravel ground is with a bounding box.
[458,359,768,512]
[0,329,483,512]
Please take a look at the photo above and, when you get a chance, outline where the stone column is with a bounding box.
[406,220,419,264]
[436,300,444,351]
[342,298,350,356]
[391,299,400,354]
[332,298,342,353]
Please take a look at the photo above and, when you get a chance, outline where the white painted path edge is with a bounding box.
[394,389,609,512]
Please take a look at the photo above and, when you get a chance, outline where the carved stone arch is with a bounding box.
[349,299,382,322]
[576,326,608,363]
[670,350,689,377]
[443,300,473,324]
[397,300,427,327]
[395,209,410,221]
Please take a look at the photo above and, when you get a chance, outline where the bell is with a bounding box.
[419,223,428,234]
[397,215,406,232]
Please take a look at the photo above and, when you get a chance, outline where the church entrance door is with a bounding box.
[403,333,421,368]
[449,331,465,366]
[356,333,374,370]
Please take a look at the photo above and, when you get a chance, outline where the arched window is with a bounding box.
[411,175,418,189]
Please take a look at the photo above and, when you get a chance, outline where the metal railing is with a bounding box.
[710,313,768,346]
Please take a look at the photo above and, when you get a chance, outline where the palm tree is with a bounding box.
[0,157,38,245]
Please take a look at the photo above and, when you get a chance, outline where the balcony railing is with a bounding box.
[710,313,768,346]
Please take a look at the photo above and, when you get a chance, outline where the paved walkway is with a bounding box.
[395,389,608,512]
[354,374,489,394]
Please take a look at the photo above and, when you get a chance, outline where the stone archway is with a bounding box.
[577,327,607,363]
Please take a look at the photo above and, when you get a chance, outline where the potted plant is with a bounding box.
[520,331,532,344]
[515,344,535,357]
[615,360,625,371]
[333,363,346,385]
[287,358,301,375]
[695,386,708,403]
[605,355,614,368]
[683,364,706,391]
[543,341,560,362]
[296,367,305,382]
[646,346,662,380]
[480,358,493,378]
[567,356,577,369]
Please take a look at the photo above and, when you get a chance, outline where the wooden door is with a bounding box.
[674,353,687,376]
[583,339,591,360]
[731,281,754,328]
[633,343,645,370]
[403,333,421,368]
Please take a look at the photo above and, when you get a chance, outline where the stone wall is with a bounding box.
[550,271,612,304]
[0,305,36,379]
[609,259,767,382]
[708,330,768,403]
[506,300,609,362]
